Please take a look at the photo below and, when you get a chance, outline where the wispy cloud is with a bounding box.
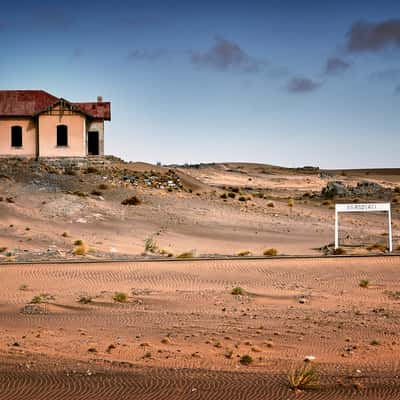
[286,77,321,94]
[190,36,264,73]
[128,49,168,62]
[346,19,400,52]
[369,68,400,82]
[325,57,351,75]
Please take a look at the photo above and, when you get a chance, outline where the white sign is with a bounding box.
[336,203,391,213]
[335,203,392,252]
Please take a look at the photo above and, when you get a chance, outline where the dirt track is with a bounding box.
[0,257,400,398]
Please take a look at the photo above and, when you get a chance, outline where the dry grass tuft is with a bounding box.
[263,248,278,256]
[176,251,195,258]
[359,279,370,288]
[237,251,252,257]
[231,286,244,295]
[121,196,141,206]
[113,292,128,302]
[288,362,319,390]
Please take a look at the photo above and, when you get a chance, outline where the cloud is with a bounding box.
[346,19,400,52]
[190,37,263,73]
[286,77,321,94]
[128,49,168,62]
[369,68,400,82]
[325,57,351,75]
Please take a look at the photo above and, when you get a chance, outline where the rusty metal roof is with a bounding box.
[0,90,111,120]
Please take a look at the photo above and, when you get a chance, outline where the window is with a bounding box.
[57,125,68,147]
[11,126,23,147]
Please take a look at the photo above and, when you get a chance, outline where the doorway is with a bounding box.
[88,131,99,155]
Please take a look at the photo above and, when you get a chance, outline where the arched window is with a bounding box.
[57,125,68,147]
[11,126,23,147]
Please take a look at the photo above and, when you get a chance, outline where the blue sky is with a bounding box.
[1,0,400,168]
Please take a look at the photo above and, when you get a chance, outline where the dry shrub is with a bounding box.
[91,189,103,196]
[237,251,251,257]
[263,248,278,256]
[113,292,128,302]
[239,354,253,365]
[333,247,346,255]
[231,286,244,295]
[367,243,387,252]
[288,362,319,390]
[288,198,294,207]
[73,241,88,256]
[176,251,194,259]
[121,196,141,206]
[98,183,109,190]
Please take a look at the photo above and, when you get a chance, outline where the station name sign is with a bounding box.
[335,203,391,213]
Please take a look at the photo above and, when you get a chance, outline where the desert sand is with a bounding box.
[0,257,400,399]
[1,158,400,399]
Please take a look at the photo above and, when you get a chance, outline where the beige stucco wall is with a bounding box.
[38,113,86,157]
[0,118,37,157]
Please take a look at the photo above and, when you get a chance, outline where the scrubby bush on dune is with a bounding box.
[113,292,128,302]
[367,243,387,252]
[176,251,195,259]
[121,196,141,206]
[288,198,294,208]
[359,279,370,288]
[237,251,251,257]
[333,247,346,255]
[263,248,278,256]
[288,362,319,390]
[239,354,253,365]
[231,286,244,295]
[144,237,158,254]
[98,183,109,190]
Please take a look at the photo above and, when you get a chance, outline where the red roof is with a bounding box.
[0,90,111,120]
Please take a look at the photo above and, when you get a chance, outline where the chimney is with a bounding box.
[97,96,103,102]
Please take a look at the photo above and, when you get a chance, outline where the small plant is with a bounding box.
[263,248,278,256]
[288,198,294,208]
[367,243,387,252]
[231,287,244,295]
[144,237,158,254]
[237,250,251,257]
[91,189,103,196]
[30,295,43,304]
[78,295,93,304]
[61,232,69,238]
[74,239,84,246]
[176,251,194,258]
[238,196,247,202]
[288,362,319,390]
[267,202,275,208]
[98,183,109,190]
[0,247,7,253]
[239,354,253,365]
[19,284,29,291]
[121,196,141,205]
[73,244,88,256]
[370,339,380,346]
[113,292,128,302]
[220,193,228,199]
[227,192,236,199]
[359,279,370,288]
[333,247,346,255]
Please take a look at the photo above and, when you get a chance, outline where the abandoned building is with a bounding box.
[0,90,111,158]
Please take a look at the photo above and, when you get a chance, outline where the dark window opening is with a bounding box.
[57,125,68,147]
[11,126,23,147]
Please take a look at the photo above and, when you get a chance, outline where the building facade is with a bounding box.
[0,90,111,158]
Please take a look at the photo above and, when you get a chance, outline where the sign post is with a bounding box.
[335,203,392,252]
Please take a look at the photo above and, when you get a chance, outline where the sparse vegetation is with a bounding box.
[144,237,158,254]
[333,247,346,255]
[61,232,69,238]
[30,293,54,304]
[238,196,247,202]
[78,295,93,304]
[74,239,84,246]
[237,250,251,257]
[239,354,253,365]
[98,183,109,190]
[267,202,275,208]
[288,362,319,391]
[73,243,88,256]
[367,243,387,252]
[370,339,380,346]
[227,192,236,199]
[386,290,400,300]
[176,251,195,258]
[121,196,141,206]
[288,198,294,208]
[19,284,29,291]
[359,279,370,288]
[91,189,103,196]
[113,292,128,302]
[263,248,278,256]
[231,286,244,295]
